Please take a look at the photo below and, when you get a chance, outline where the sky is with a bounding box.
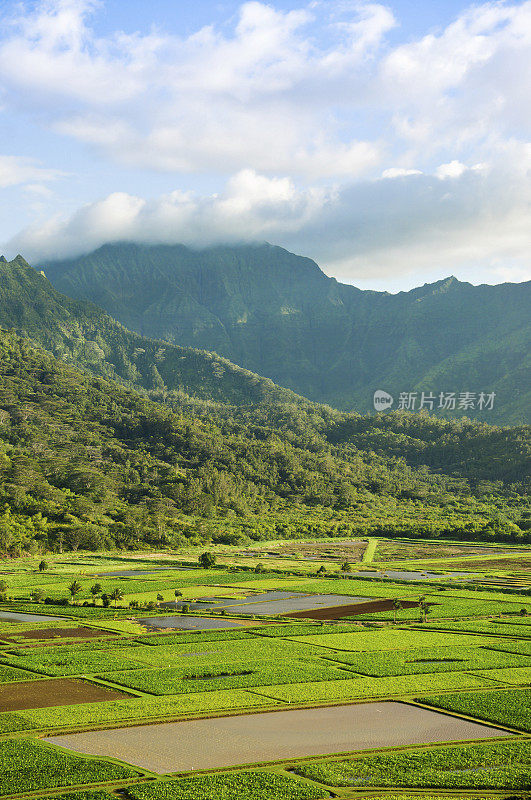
[0,0,530,291]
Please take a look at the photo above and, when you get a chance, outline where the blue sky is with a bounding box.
[0,0,530,290]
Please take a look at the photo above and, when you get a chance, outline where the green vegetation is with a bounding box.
[325,644,531,676]
[127,771,324,800]
[43,242,531,424]
[421,687,531,731]
[293,739,531,789]
[0,738,138,795]
[100,657,347,695]
[0,664,39,682]
[0,262,529,556]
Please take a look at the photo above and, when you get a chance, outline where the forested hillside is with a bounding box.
[0,329,528,556]
[43,242,531,424]
[0,255,301,406]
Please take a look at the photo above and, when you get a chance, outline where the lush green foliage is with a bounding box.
[422,688,531,731]
[100,657,347,695]
[325,644,531,676]
[0,738,138,795]
[293,739,531,789]
[0,664,39,682]
[0,272,529,556]
[127,771,324,800]
[43,242,531,424]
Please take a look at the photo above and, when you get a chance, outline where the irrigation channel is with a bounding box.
[45,701,510,774]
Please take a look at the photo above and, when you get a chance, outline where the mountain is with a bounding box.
[0,327,528,555]
[41,243,531,424]
[0,255,303,407]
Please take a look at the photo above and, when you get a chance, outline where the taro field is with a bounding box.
[0,547,529,799]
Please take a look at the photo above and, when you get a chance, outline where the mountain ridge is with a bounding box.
[0,254,306,407]
[41,242,531,424]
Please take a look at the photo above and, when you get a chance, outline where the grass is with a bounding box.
[292,739,531,789]
[0,738,138,795]
[100,658,347,695]
[0,664,40,683]
[288,628,501,651]
[127,771,324,800]
[323,644,531,676]
[420,687,531,731]
[249,670,489,704]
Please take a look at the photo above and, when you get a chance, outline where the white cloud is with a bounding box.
[1,1,530,288]
[381,167,422,178]
[0,155,61,188]
[7,152,531,290]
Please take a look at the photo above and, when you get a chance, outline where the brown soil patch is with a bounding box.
[284,598,422,620]
[0,678,129,712]
[2,626,115,642]
[45,701,510,773]
[272,540,368,560]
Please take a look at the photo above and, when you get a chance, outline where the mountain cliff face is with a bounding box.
[0,255,303,406]
[42,243,531,423]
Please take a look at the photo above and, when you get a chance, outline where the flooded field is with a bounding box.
[138,615,247,630]
[164,591,371,616]
[0,678,128,712]
[0,626,114,642]
[0,611,64,623]
[46,701,509,773]
[346,569,475,581]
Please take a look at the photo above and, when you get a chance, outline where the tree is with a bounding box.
[340,562,352,572]
[38,560,48,572]
[316,566,327,575]
[198,552,216,569]
[68,581,83,603]
[101,593,110,608]
[391,598,402,624]
[174,590,182,599]
[109,587,124,607]
[418,596,429,623]
[254,562,265,573]
[157,593,164,602]
[0,580,7,594]
[30,588,45,602]
[90,583,103,604]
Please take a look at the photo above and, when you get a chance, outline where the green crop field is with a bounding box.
[323,644,531,675]
[0,739,138,795]
[293,739,531,789]
[101,657,347,694]
[1,546,530,798]
[421,687,531,731]
[127,771,325,800]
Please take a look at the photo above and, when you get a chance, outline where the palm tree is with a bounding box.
[90,583,103,604]
[391,598,402,624]
[418,595,428,623]
[68,581,83,604]
[109,587,124,607]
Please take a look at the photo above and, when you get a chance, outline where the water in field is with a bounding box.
[0,611,64,623]
[138,615,245,630]
[162,591,371,616]
[46,701,510,773]
[346,569,475,581]
[96,566,194,577]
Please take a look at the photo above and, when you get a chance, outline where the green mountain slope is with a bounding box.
[0,255,302,406]
[0,328,528,555]
[42,243,531,424]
